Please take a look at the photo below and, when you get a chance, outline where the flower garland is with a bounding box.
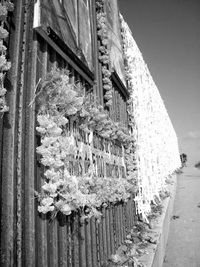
[95,3,138,193]
[0,0,13,113]
[96,0,113,107]
[36,69,136,221]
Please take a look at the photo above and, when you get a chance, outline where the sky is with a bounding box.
[118,0,200,166]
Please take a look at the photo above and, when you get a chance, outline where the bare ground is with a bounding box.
[163,167,200,267]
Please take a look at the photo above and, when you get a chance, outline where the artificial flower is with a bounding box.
[60,203,72,215]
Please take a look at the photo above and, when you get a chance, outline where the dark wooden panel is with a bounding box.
[40,0,78,58]
[39,0,93,71]
[105,0,126,86]
[62,0,78,38]
[78,0,93,70]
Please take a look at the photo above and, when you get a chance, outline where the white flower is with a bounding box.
[47,125,62,136]
[60,74,69,84]
[44,169,61,181]
[55,200,64,209]
[53,156,64,168]
[125,239,132,244]
[70,175,79,188]
[42,182,58,196]
[41,196,54,206]
[59,192,71,201]
[41,136,58,146]
[60,203,72,215]
[126,234,131,239]
[73,192,88,207]
[56,116,68,126]
[37,114,52,128]
[38,205,54,214]
[36,126,46,134]
[110,254,121,263]
[41,156,56,167]
[63,168,71,179]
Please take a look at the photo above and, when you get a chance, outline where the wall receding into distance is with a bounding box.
[120,15,181,220]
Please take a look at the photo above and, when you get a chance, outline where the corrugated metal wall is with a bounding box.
[0,1,136,266]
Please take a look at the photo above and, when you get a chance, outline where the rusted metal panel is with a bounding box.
[35,33,49,267]
[117,204,122,246]
[109,207,115,255]
[72,214,80,267]
[128,200,132,230]
[130,199,134,229]
[126,202,130,234]
[47,220,58,267]
[119,205,123,243]
[0,1,30,267]
[98,218,104,265]
[102,208,108,262]
[122,204,126,241]
[105,207,111,259]
[112,205,117,249]
[90,218,98,267]
[85,219,93,267]
[57,214,68,266]
[23,4,38,267]
[79,220,86,267]
[66,216,73,267]
[125,202,129,232]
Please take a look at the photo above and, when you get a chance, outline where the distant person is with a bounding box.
[180,153,187,167]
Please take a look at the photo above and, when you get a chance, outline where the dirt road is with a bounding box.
[163,167,200,267]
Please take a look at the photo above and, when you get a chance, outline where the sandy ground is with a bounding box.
[163,167,200,267]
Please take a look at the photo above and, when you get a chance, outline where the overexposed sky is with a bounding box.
[119,0,200,166]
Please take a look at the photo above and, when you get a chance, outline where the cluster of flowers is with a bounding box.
[96,0,113,107]
[0,0,14,113]
[36,69,136,221]
[118,15,139,190]
[119,15,135,132]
